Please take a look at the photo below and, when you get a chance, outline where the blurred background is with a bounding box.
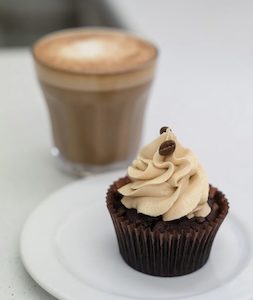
[0,0,125,47]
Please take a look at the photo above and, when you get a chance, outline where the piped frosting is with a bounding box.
[118,128,210,221]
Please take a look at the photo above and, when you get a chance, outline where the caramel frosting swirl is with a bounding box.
[118,128,210,221]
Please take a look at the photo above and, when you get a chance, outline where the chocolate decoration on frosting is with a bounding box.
[159,140,176,156]
[160,126,168,135]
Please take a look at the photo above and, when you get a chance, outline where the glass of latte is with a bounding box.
[33,28,158,176]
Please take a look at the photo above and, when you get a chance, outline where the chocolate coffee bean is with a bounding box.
[160,126,168,134]
[159,140,176,156]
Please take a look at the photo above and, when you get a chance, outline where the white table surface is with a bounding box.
[1,1,253,299]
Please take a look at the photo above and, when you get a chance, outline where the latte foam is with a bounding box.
[33,28,157,75]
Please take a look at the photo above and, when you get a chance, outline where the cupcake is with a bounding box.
[106,127,229,277]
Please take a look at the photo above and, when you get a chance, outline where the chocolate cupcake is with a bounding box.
[106,127,229,277]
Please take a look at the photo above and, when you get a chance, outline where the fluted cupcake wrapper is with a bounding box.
[107,177,229,277]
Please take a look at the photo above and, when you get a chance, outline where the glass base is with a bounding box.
[51,147,132,177]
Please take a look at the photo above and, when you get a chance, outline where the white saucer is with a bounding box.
[20,171,253,300]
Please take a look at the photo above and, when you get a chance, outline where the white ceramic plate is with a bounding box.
[20,171,253,300]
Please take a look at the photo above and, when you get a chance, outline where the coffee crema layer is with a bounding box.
[33,28,157,91]
[34,29,157,74]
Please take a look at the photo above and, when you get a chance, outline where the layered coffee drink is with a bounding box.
[33,28,158,175]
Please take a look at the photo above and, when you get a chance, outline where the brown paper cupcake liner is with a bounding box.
[106,177,229,277]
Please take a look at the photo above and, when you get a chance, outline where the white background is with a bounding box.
[1,1,253,299]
